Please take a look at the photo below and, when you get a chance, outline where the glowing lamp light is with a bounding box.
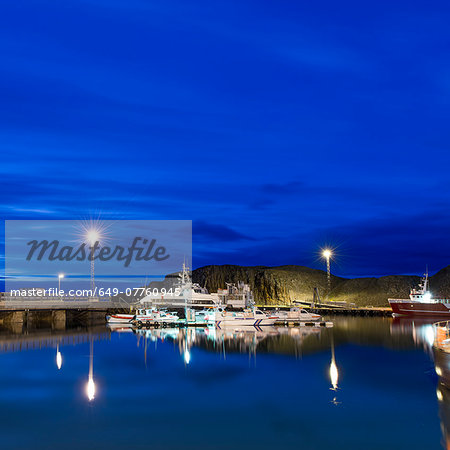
[322,249,332,259]
[56,351,62,370]
[423,292,432,302]
[58,273,64,279]
[330,360,339,390]
[87,377,96,401]
[75,220,110,248]
[86,229,101,246]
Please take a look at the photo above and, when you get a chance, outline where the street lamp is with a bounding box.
[58,273,64,296]
[85,228,101,294]
[322,249,332,299]
[75,220,110,297]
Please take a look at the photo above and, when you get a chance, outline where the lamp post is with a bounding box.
[58,273,64,296]
[322,249,332,300]
[76,220,109,298]
[86,229,100,295]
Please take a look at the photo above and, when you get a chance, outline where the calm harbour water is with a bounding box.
[0,316,446,449]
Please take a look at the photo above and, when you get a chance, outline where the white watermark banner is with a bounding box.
[5,220,192,298]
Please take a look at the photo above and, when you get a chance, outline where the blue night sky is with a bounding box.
[1,0,450,278]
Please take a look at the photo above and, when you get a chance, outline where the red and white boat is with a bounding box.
[106,313,135,324]
[389,272,450,317]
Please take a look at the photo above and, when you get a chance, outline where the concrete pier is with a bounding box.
[52,310,66,329]
[0,307,119,327]
[1,311,26,325]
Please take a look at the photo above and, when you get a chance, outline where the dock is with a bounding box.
[260,305,392,317]
[0,297,130,327]
[0,293,393,331]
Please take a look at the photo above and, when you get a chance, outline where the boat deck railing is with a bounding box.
[433,320,450,351]
[390,298,450,304]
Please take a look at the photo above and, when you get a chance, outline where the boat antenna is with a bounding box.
[420,265,430,293]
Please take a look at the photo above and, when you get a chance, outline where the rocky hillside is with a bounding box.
[329,275,420,306]
[192,265,344,305]
[428,266,450,297]
[191,264,450,307]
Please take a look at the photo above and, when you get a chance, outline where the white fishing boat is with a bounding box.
[185,308,216,326]
[208,308,278,327]
[275,307,322,322]
[106,313,135,324]
[139,263,220,308]
[140,263,254,309]
[133,308,179,327]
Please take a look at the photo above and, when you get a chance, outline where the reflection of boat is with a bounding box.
[277,325,322,339]
[436,383,450,450]
[275,307,321,323]
[432,341,450,448]
[133,322,330,366]
[135,327,180,342]
[390,317,437,351]
[107,323,134,333]
[389,272,450,317]
[106,314,135,324]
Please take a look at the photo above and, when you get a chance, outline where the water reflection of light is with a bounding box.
[437,388,443,402]
[423,325,436,347]
[86,338,95,402]
[184,349,191,365]
[330,359,339,390]
[329,332,339,392]
[87,377,96,401]
[56,351,62,370]
[56,343,62,370]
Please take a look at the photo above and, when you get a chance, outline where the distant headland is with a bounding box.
[190,264,450,307]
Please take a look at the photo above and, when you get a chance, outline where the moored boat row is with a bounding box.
[107,263,325,327]
[106,306,324,328]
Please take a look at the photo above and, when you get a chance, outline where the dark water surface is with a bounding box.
[0,316,446,449]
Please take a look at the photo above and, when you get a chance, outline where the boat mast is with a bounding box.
[423,269,429,293]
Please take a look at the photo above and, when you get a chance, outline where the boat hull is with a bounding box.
[216,317,277,327]
[276,313,322,322]
[389,300,450,317]
[106,314,134,324]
